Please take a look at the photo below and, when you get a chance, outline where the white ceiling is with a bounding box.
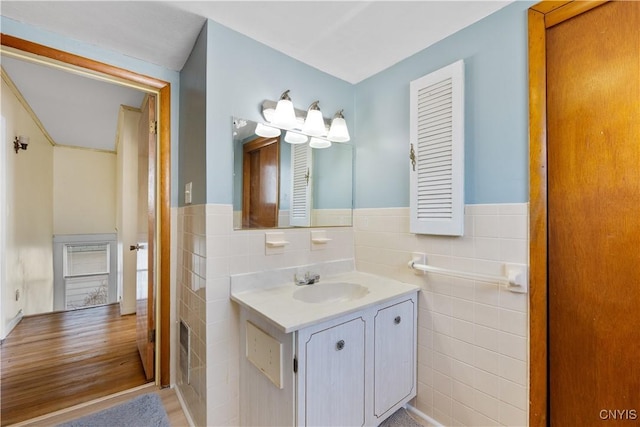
[2,55,145,152]
[168,1,513,84]
[1,1,206,73]
[1,1,513,151]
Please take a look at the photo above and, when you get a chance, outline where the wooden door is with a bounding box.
[135,94,156,380]
[242,136,280,228]
[546,2,640,424]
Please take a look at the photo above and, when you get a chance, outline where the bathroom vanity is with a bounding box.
[231,270,420,426]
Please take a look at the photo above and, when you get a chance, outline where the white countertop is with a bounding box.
[230,270,420,333]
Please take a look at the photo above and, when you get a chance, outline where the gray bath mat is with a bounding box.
[56,393,170,427]
[379,407,424,427]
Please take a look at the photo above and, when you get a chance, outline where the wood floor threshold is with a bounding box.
[6,384,190,427]
[6,383,156,427]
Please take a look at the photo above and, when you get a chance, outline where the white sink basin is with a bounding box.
[293,282,369,304]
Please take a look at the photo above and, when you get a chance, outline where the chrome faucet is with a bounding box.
[295,272,320,286]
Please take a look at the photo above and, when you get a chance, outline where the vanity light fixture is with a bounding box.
[261,91,351,144]
[13,135,29,153]
[271,90,298,130]
[284,131,308,144]
[301,101,327,137]
[309,137,331,149]
[255,122,281,138]
[327,110,351,142]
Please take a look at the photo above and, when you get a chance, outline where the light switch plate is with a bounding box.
[185,182,192,204]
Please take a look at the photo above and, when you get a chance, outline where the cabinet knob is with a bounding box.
[394,316,402,325]
[336,340,345,351]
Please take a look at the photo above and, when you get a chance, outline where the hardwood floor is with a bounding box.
[1,304,151,426]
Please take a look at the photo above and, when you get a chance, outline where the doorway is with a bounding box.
[0,33,171,410]
[528,1,640,425]
[242,136,280,228]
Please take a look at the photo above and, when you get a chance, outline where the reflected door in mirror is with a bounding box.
[242,136,280,228]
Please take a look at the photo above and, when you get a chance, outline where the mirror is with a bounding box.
[233,118,353,230]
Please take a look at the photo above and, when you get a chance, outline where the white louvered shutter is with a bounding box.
[409,60,464,236]
[289,143,312,226]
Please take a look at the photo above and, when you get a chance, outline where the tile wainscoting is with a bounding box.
[354,204,529,426]
[176,204,208,427]
[177,203,528,426]
[177,204,355,426]
[233,208,352,229]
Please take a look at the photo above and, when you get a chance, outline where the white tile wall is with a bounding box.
[178,204,355,426]
[354,204,529,427]
[232,208,351,229]
[177,203,526,426]
[176,204,207,427]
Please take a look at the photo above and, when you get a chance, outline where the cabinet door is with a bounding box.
[374,299,415,417]
[302,317,366,426]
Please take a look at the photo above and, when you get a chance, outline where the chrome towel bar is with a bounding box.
[408,256,528,294]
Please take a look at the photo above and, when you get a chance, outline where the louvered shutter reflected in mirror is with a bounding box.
[290,143,312,226]
[409,60,464,236]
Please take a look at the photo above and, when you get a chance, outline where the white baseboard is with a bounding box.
[2,309,23,340]
[174,385,195,427]
[119,301,136,315]
[406,404,444,427]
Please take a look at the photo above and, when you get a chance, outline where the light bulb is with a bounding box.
[284,131,308,144]
[302,101,327,137]
[271,90,298,130]
[327,110,350,142]
[309,137,331,149]
[255,123,281,138]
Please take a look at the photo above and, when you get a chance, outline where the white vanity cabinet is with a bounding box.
[296,316,367,426]
[373,299,416,421]
[238,291,418,427]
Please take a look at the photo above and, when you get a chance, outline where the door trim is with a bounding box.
[527,2,609,425]
[0,34,172,387]
[242,136,280,228]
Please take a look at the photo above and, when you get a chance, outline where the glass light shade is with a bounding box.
[327,116,350,142]
[262,107,275,123]
[284,131,308,144]
[255,123,281,138]
[272,99,297,129]
[309,137,331,149]
[302,109,327,137]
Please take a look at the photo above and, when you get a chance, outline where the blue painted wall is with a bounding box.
[4,1,535,210]
[1,16,182,206]
[179,23,208,206]
[354,1,534,208]
[203,19,355,205]
[313,144,353,209]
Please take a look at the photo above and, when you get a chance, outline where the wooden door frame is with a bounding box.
[0,34,171,387]
[527,1,609,425]
[242,136,280,228]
